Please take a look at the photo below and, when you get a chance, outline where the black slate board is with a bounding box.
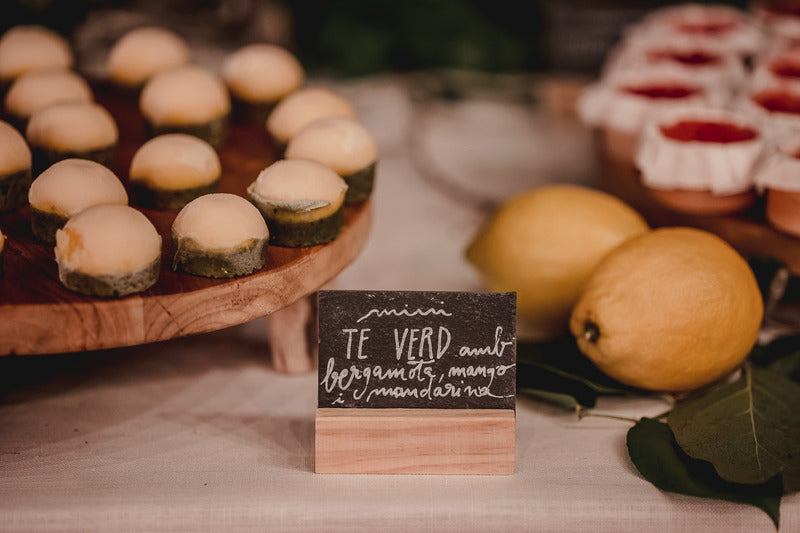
[317,290,516,409]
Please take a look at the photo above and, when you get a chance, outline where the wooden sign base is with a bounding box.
[315,408,515,475]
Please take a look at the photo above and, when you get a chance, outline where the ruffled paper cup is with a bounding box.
[623,3,762,59]
[578,66,723,167]
[754,133,800,236]
[602,40,747,92]
[635,106,767,215]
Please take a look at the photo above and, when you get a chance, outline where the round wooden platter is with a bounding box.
[597,151,800,275]
[0,84,372,356]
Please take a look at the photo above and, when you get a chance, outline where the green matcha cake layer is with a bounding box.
[132,180,220,211]
[149,117,228,148]
[0,167,32,212]
[261,205,344,247]
[59,257,160,298]
[32,145,116,176]
[343,162,376,204]
[30,206,67,245]
[172,236,268,278]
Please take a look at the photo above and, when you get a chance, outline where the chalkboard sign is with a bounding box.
[318,290,516,410]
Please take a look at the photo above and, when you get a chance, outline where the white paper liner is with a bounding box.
[602,40,747,91]
[635,106,767,194]
[577,65,725,135]
[623,4,763,57]
[754,133,800,192]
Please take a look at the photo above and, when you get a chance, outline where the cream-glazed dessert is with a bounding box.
[139,65,230,147]
[0,120,32,212]
[266,87,357,153]
[0,227,4,277]
[172,193,269,278]
[0,26,73,86]
[54,204,161,298]
[740,83,800,140]
[247,159,348,247]
[27,159,128,244]
[623,4,762,59]
[754,132,800,236]
[636,107,767,215]
[285,117,377,203]
[222,44,304,124]
[578,65,723,167]
[26,101,118,173]
[107,26,190,89]
[4,69,93,130]
[129,134,221,210]
[602,41,746,93]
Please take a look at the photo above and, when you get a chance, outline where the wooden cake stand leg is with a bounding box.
[266,294,318,373]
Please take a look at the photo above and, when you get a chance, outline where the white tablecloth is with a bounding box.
[1,77,797,532]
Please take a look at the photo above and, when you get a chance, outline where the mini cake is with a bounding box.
[247,159,348,247]
[755,133,800,236]
[578,66,721,167]
[602,42,746,92]
[172,193,269,278]
[139,65,231,147]
[0,26,73,88]
[742,85,800,139]
[107,26,191,89]
[636,107,766,215]
[624,4,762,59]
[0,120,32,212]
[222,43,305,125]
[54,204,161,298]
[285,117,377,203]
[26,101,118,174]
[4,69,93,131]
[27,159,128,244]
[266,87,357,154]
[129,134,221,210]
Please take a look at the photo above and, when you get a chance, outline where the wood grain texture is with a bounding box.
[315,408,515,475]
[0,84,371,356]
[599,152,800,275]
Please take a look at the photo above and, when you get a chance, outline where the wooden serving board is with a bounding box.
[599,154,800,276]
[0,84,371,356]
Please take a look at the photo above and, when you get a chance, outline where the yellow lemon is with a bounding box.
[466,184,649,338]
[570,227,763,392]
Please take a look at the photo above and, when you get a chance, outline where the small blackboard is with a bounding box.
[318,290,516,410]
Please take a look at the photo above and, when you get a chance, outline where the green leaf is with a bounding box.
[668,365,800,493]
[627,418,782,528]
[516,337,632,408]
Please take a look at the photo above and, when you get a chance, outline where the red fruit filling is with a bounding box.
[660,120,758,143]
[753,89,800,114]
[770,58,800,79]
[647,49,721,66]
[619,84,700,99]
[762,2,800,17]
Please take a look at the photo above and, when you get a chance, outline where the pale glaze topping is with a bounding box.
[140,66,231,125]
[130,134,221,190]
[5,69,93,119]
[28,159,127,216]
[0,120,32,174]
[55,204,161,276]
[107,26,191,87]
[248,159,347,207]
[222,44,304,103]
[173,193,268,250]
[0,26,72,81]
[26,102,118,151]
[286,117,377,175]
[266,87,356,144]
